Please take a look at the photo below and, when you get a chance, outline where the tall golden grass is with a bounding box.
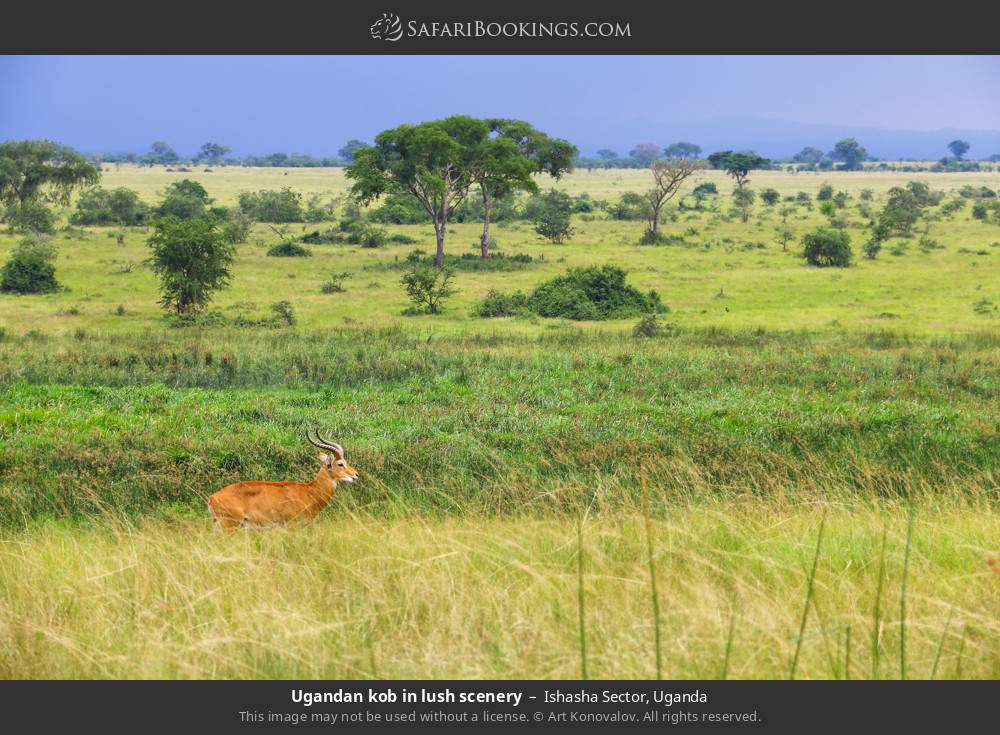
[1,498,996,679]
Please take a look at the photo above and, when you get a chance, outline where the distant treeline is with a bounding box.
[88,137,1000,171]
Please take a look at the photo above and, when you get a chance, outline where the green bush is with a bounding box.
[4,201,56,233]
[400,265,456,315]
[267,241,312,257]
[221,211,254,244]
[606,192,651,220]
[368,193,429,224]
[632,313,664,338]
[802,227,852,268]
[528,265,663,320]
[0,236,60,293]
[71,187,149,226]
[156,180,211,220]
[474,289,530,317]
[238,188,303,222]
[403,249,537,272]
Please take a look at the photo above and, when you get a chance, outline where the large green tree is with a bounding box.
[472,119,576,258]
[0,140,99,206]
[346,116,488,267]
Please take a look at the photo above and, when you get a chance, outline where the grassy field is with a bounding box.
[1,165,998,679]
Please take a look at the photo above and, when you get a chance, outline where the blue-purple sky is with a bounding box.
[2,55,998,158]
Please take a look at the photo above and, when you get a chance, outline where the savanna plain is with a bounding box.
[1,165,998,679]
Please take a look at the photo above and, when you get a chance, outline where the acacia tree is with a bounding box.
[347,116,487,267]
[644,157,704,239]
[663,142,702,159]
[0,140,99,206]
[472,119,576,258]
[707,150,769,189]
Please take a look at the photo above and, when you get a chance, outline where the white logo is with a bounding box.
[370,13,403,41]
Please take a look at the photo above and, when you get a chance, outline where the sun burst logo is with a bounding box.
[370,13,403,42]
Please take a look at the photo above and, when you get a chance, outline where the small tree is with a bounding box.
[947,140,970,160]
[761,188,780,206]
[644,157,704,239]
[400,265,456,314]
[147,216,235,314]
[878,187,924,237]
[732,187,755,223]
[802,227,852,267]
[531,189,575,243]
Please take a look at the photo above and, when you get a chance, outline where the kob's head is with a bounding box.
[306,431,359,483]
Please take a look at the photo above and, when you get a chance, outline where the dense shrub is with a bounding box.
[760,188,780,206]
[528,265,663,320]
[632,313,664,338]
[71,187,149,225]
[369,193,430,224]
[607,192,651,220]
[0,236,61,293]
[156,179,212,219]
[817,184,834,201]
[3,201,56,233]
[238,188,303,222]
[267,241,312,257]
[221,211,254,244]
[474,289,530,317]
[802,227,852,267]
[403,249,537,271]
[301,229,341,244]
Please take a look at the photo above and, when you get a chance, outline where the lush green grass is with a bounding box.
[1,165,998,679]
[2,328,999,522]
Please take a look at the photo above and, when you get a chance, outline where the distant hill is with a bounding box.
[575,117,1000,161]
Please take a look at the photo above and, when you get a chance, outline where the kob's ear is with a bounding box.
[317,453,330,465]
